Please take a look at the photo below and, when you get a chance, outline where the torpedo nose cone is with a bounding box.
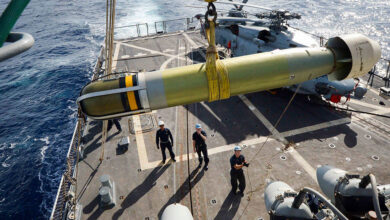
[327,34,381,81]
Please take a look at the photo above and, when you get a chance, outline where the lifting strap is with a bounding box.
[204,1,230,102]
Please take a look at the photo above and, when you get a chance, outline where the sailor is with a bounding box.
[107,119,122,132]
[230,146,249,196]
[156,121,176,164]
[192,124,209,170]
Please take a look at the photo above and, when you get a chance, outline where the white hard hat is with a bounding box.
[158,121,165,126]
[234,146,242,151]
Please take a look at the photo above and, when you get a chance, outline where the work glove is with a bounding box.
[157,145,160,149]
[244,162,249,167]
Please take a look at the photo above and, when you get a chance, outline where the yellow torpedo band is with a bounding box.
[125,75,138,110]
[119,75,141,111]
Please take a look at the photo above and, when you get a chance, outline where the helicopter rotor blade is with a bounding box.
[184,5,233,13]
[227,0,240,10]
[185,5,259,18]
[212,0,273,11]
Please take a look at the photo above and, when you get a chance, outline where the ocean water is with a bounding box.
[0,0,389,219]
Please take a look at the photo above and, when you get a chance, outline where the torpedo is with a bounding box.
[77,34,380,120]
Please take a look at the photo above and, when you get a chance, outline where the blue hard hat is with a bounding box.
[234,146,242,151]
[195,124,201,129]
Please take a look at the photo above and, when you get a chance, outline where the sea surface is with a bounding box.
[0,0,389,219]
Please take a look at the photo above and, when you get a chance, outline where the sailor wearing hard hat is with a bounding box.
[192,124,209,170]
[230,146,249,196]
[156,121,176,164]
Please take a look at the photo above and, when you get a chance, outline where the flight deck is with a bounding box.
[73,30,390,220]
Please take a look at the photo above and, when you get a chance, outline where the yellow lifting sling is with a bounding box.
[204,0,230,102]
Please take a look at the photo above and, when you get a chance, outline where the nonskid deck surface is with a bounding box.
[76,30,390,220]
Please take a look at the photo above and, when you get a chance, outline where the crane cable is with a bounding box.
[238,83,303,219]
[204,0,230,102]
[101,0,117,162]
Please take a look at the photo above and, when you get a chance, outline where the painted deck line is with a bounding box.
[121,42,188,62]
[280,117,351,137]
[132,115,149,170]
[144,136,272,170]
[238,95,317,182]
[182,32,206,58]
[349,98,387,110]
[200,102,223,123]
[112,42,121,69]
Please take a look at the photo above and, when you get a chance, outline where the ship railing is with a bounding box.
[50,46,105,220]
[114,17,198,39]
[50,117,84,220]
[369,58,390,88]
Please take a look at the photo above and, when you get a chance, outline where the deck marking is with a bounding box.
[160,51,198,70]
[144,136,273,169]
[132,115,149,170]
[289,148,317,181]
[112,42,121,69]
[183,32,204,48]
[121,54,130,59]
[134,52,147,57]
[141,100,390,170]
[159,33,202,71]
[238,95,317,182]
[349,98,387,110]
[120,30,199,43]
[121,42,188,61]
[239,95,286,143]
[143,109,356,170]
[200,102,223,123]
[350,107,390,130]
[172,38,183,195]
[183,32,206,59]
[327,98,390,122]
[360,106,390,116]
[279,117,351,137]
[163,48,175,53]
